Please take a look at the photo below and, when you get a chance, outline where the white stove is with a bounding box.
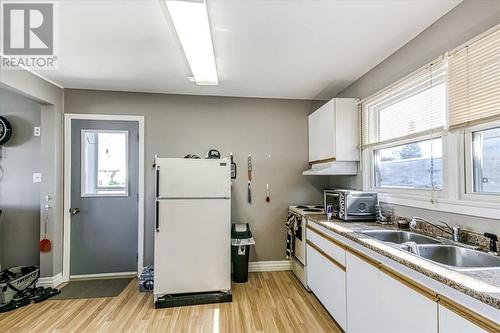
[288,205,324,288]
[289,205,324,215]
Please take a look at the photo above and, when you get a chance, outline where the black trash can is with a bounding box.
[231,223,255,283]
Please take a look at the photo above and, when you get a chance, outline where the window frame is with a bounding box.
[362,126,500,219]
[463,119,500,200]
[360,62,500,219]
[363,131,448,200]
[80,129,130,198]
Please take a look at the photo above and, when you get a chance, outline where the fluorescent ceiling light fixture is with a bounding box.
[165,0,218,86]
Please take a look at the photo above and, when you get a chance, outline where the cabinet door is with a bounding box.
[439,305,486,333]
[346,252,380,332]
[379,272,437,333]
[306,243,347,330]
[334,98,359,161]
[308,100,335,162]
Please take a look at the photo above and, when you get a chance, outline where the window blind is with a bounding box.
[448,26,500,128]
[361,59,447,147]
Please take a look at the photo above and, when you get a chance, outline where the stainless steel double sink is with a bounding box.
[360,230,500,271]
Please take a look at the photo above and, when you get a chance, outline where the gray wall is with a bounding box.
[337,0,500,100]
[0,88,41,269]
[1,65,65,278]
[331,0,500,235]
[65,89,328,264]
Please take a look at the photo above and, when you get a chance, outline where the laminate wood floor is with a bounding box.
[0,271,341,333]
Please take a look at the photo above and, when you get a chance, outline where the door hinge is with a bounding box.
[137,133,139,142]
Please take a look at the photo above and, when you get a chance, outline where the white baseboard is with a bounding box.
[70,271,137,280]
[37,265,286,287]
[248,260,292,272]
[37,273,63,288]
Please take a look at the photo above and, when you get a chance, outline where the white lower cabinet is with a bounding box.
[306,243,347,331]
[346,252,380,332]
[306,224,494,333]
[438,305,486,333]
[379,272,438,333]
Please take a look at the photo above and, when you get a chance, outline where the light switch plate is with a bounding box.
[33,173,42,183]
[34,127,41,137]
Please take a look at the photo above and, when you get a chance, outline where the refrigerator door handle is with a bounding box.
[156,166,160,197]
[155,200,160,232]
[156,166,160,231]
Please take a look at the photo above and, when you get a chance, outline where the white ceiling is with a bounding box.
[38,0,461,100]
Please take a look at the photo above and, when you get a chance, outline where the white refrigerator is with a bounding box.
[153,157,231,304]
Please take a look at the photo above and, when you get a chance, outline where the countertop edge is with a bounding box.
[307,216,500,311]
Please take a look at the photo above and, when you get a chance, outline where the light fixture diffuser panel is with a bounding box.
[166,0,218,86]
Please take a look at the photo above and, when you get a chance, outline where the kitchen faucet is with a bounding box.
[410,216,461,242]
[484,233,498,254]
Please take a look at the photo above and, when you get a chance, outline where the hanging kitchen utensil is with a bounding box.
[230,153,237,179]
[247,154,252,181]
[247,182,252,204]
[247,155,252,204]
[206,149,221,159]
[266,184,270,202]
[39,198,51,252]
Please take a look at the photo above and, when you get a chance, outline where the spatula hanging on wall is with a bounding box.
[40,197,51,252]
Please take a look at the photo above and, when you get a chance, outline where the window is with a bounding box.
[372,80,446,143]
[448,28,500,128]
[363,58,447,192]
[374,138,443,189]
[472,126,500,193]
[81,130,128,196]
[449,27,500,199]
[363,60,447,146]
[360,26,500,218]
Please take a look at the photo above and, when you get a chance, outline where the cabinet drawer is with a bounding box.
[307,226,346,267]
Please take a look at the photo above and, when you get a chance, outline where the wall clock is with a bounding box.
[0,116,12,145]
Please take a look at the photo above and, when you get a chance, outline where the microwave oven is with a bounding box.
[324,189,378,221]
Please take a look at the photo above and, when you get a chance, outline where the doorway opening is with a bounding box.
[63,114,144,282]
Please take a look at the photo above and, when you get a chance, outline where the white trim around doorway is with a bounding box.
[63,114,145,282]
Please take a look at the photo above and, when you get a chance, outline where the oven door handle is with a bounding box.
[348,212,376,216]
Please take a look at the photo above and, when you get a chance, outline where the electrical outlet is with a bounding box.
[33,173,42,183]
[34,127,41,136]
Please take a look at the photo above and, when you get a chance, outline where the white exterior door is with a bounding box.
[154,198,231,296]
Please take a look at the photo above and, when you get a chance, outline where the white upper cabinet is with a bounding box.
[308,98,359,163]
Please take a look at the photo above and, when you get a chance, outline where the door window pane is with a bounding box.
[472,127,500,193]
[374,138,443,189]
[81,130,128,196]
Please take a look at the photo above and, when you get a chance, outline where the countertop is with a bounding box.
[307,214,500,310]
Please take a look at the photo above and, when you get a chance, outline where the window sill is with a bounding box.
[377,192,500,220]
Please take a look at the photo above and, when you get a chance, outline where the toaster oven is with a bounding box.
[324,189,378,221]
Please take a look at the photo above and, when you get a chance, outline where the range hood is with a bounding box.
[303,161,358,176]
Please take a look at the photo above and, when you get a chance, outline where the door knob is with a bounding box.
[70,208,80,215]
